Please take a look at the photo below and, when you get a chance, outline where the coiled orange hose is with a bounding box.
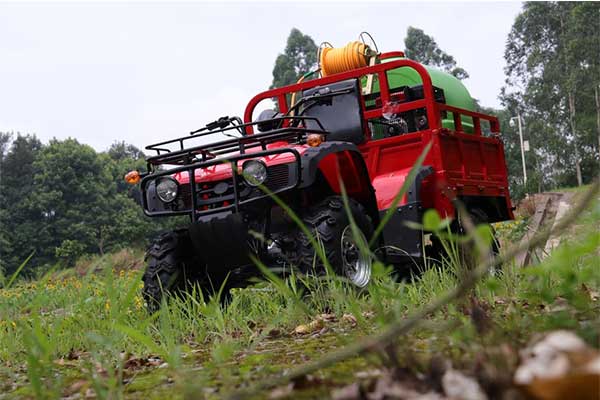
[319,41,371,77]
[288,40,374,112]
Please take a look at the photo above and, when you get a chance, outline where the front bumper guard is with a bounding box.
[141,147,302,220]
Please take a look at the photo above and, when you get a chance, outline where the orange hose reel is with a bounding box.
[319,41,373,77]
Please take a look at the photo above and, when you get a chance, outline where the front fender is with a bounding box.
[299,141,379,227]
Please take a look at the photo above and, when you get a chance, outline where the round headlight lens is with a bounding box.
[242,160,268,187]
[156,178,179,203]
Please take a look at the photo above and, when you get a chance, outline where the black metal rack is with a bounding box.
[145,116,328,169]
[141,116,328,220]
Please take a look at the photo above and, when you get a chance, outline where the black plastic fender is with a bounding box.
[378,165,434,264]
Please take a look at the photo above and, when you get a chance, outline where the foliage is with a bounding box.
[404,26,469,80]
[0,135,173,275]
[475,104,544,199]
[493,215,529,243]
[55,240,88,268]
[270,28,318,89]
[0,134,43,274]
[502,2,600,190]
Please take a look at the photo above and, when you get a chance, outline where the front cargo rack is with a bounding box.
[145,116,328,170]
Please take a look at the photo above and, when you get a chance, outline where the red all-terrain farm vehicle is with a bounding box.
[125,41,514,311]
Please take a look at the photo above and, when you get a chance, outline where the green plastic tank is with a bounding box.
[366,56,476,133]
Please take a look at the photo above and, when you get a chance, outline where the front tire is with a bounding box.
[142,229,204,313]
[295,196,374,288]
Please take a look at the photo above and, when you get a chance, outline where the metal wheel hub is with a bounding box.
[341,226,372,288]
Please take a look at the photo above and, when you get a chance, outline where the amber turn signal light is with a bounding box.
[124,170,141,184]
[307,134,323,147]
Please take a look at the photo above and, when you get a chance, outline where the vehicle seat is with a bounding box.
[301,79,365,145]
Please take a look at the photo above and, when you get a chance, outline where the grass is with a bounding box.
[0,193,598,399]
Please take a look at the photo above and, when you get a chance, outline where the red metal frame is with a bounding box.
[243,56,513,220]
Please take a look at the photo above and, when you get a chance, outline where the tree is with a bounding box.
[0,132,12,276]
[404,27,469,80]
[0,135,181,274]
[0,134,43,275]
[502,2,600,189]
[0,132,11,162]
[271,28,318,89]
[28,139,161,264]
[107,141,145,162]
[107,141,147,199]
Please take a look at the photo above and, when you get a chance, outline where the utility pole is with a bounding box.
[515,112,527,187]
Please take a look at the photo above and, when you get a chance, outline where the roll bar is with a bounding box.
[243,55,499,137]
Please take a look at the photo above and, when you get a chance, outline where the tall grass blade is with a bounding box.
[5,251,34,289]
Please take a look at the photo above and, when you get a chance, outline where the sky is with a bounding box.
[0,1,523,152]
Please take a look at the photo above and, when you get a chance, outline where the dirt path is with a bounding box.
[515,191,577,267]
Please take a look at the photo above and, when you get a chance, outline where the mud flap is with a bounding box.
[378,166,433,265]
[188,212,252,272]
[379,202,424,263]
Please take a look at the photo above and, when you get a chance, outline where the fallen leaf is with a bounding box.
[515,330,587,383]
[310,326,329,338]
[293,318,324,335]
[67,349,86,360]
[362,311,375,319]
[64,379,88,396]
[493,297,507,305]
[320,313,337,322]
[147,356,163,366]
[581,283,599,302]
[469,297,493,335]
[124,355,145,370]
[515,330,600,400]
[546,297,569,313]
[267,328,282,338]
[53,357,80,367]
[342,313,358,327]
[292,374,324,389]
[123,355,164,370]
[94,362,108,378]
[355,369,383,379]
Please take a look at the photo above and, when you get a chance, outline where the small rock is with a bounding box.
[442,369,487,400]
[269,383,294,399]
[331,382,361,400]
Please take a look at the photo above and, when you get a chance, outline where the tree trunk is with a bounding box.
[568,92,583,186]
[595,86,600,161]
[98,227,105,256]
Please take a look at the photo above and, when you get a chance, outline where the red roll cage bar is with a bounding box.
[243,52,500,138]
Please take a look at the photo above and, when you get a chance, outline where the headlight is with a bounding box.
[156,178,179,203]
[242,160,268,187]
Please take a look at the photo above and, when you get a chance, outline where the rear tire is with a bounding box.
[295,196,374,288]
[142,229,205,313]
[426,208,500,273]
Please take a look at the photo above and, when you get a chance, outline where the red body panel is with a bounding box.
[241,54,514,220]
[173,141,309,184]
